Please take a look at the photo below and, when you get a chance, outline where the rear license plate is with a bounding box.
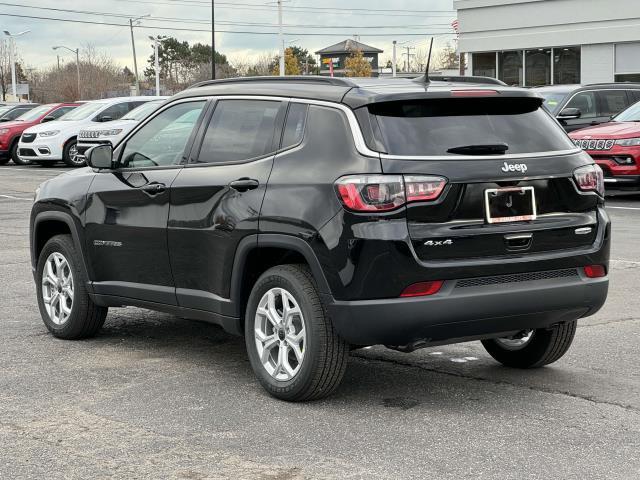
[484,186,537,224]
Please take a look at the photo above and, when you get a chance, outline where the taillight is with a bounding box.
[404,176,447,202]
[584,265,606,278]
[400,280,443,297]
[573,164,604,196]
[335,175,447,212]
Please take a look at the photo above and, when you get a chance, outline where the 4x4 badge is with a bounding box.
[501,162,528,173]
[424,239,453,247]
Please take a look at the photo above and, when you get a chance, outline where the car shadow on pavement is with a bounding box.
[87,309,560,411]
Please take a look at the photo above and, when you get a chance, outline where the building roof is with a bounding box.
[315,39,383,55]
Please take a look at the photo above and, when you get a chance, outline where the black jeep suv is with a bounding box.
[30,77,610,401]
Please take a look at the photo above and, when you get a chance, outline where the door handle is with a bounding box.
[229,178,259,192]
[140,182,166,194]
[590,121,600,126]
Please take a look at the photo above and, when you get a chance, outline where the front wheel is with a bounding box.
[245,265,349,401]
[481,320,577,368]
[10,141,30,165]
[62,139,85,167]
[36,234,108,339]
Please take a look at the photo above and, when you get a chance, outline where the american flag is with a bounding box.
[451,19,460,34]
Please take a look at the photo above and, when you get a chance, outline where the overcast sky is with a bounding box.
[2,0,457,71]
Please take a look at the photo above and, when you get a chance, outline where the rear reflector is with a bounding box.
[583,265,606,278]
[400,280,444,298]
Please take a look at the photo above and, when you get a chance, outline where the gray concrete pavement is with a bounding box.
[1,164,639,479]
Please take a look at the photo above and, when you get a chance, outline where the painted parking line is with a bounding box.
[607,206,640,211]
[0,194,32,201]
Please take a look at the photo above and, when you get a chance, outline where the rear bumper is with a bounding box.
[324,272,608,346]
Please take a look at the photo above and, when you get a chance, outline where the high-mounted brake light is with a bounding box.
[335,175,447,212]
[573,164,604,196]
[451,90,498,97]
[400,280,444,297]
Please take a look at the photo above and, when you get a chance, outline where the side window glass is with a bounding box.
[281,103,308,149]
[49,107,74,120]
[631,90,640,104]
[98,103,130,122]
[598,90,629,117]
[565,91,597,119]
[120,101,205,168]
[196,100,281,164]
[5,108,29,120]
[128,101,146,112]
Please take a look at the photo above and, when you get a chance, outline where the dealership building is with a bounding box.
[455,0,640,86]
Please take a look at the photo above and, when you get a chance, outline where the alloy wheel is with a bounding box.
[495,329,535,350]
[41,252,74,325]
[254,287,306,381]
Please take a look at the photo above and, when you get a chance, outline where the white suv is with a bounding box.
[18,96,155,167]
[77,97,168,160]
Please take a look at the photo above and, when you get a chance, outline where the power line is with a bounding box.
[0,3,455,29]
[0,12,457,37]
[113,0,456,17]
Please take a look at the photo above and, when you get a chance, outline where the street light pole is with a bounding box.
[149,36,160,96]
[3,30,30,101]
[53,46,81,100]
[392,40,397,77]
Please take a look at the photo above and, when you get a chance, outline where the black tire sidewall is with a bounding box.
[36,235,91,338]
[10,140,29,165]
[63,139,84,167]
[245,266,324,400]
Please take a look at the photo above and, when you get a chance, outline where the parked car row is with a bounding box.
[2,81,640,193]
[0,96,167,167]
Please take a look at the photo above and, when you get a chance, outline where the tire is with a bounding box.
[62,139,85,167]
[36,234,107,339]
[10,140,30,165]
[481,321,577,369]
[245,265,349,401]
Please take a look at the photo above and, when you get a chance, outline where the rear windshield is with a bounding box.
[367,98,575,156]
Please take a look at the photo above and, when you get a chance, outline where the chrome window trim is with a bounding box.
[380,149,582,161]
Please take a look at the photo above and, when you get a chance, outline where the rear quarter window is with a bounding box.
[366,97,576,156]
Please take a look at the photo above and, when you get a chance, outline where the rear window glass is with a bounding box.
[367,98,575,156]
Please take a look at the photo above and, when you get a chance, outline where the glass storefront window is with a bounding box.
[525,49,551,86]
[498,51,523,86]
[616,73,640,82]
[472,52,496,78]
[554,47,580,84]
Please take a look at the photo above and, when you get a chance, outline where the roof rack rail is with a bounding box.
[188,75,356,89]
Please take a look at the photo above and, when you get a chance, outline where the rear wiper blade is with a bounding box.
[447,143,509,155]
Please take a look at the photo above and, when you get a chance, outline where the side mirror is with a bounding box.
[41,116,55,123]
[98,115,113,123]
[86,144,114,169]
[558,107,582,120]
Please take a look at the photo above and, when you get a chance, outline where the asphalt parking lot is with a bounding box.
[1,164,639,479]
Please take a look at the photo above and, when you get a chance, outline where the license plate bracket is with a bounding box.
[484,186,537,224]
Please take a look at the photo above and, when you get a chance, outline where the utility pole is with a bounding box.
[278,0,284,76]
[129,18,140,95]
[392,40,397,77]
[57,55,60,71]
[403,46,415,73]
[211,0,215,79]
